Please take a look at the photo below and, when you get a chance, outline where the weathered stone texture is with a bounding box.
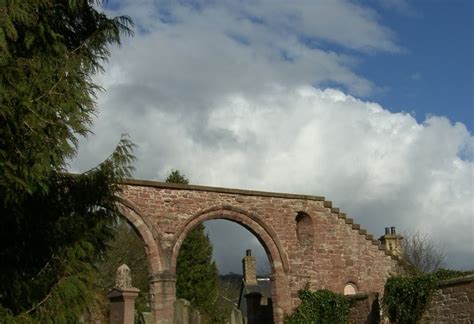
[347,293,380,324]
[119,180,403,323]
[422,275,474,323]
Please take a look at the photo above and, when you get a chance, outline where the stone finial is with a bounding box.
[115,264,133,289]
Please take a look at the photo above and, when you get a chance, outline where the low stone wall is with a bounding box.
[347,292,380,324]
[422,275,474,323]
[173,299,244,324]
[344,275,474,323]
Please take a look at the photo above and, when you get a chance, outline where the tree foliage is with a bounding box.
[0,0,134,321]
[176,223,219,317]
[0,0,133,205]
[0,138,136,322]
[165,169,190,184]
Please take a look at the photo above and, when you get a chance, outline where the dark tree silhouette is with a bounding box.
[0,1,134,321]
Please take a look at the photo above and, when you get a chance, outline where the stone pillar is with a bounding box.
[150,271,176,324]
[270,273,290,324]
[108,264,140,324]
[108,288,140,324]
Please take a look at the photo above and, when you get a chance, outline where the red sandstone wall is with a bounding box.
[347,293,380,324]
[121,180,402,320]
[422,276,474,323]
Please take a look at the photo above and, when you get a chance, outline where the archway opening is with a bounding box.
[175,218,275,323]
[170,206,290,323]
[87,200,163,323]
[205,219,271,277]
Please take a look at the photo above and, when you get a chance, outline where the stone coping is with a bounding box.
[123,178,325,201]
[438,274,474,287]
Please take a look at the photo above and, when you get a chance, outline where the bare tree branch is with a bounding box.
[402,231,445,273]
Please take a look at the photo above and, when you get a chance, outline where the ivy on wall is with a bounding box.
[285,289,351,324]
[383,269,474,324]
[383,275,437,324]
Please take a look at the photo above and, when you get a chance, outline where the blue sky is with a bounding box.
[73,0,473,272]
[357,0,473,131]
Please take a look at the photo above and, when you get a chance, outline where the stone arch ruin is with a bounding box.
[118,179,404,324]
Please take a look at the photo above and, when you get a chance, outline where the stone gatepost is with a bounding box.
[108,264,140,324]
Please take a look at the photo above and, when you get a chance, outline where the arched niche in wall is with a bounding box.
[344,282,358,295]
[295,211,314,246]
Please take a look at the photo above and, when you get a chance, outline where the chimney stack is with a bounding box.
[379,226,403,257]
[243,249,257,285]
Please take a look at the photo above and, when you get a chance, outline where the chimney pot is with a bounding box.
[391,227,396,234]
[246,249,252,256]
[385,227,390,235]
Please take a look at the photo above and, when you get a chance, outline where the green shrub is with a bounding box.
[432,268,474,281]
[285,289,351,324]
[383,275,437,324]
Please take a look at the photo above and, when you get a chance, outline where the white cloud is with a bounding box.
[70,0,473,270]
[108,0,401,52]
[100,0,404,96]
[72,84,473,270]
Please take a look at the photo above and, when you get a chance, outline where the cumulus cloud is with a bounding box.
[70,0,473,271]
[73,84,473,270]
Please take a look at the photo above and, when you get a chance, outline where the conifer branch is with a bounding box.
[25,274,66,314]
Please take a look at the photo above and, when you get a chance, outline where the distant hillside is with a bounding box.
[218,273,243,305]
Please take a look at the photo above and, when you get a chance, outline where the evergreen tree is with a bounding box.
[0,1,134,321]
[165,169,190,184]
[166,171,221,320]
[176,223,219,317]
[0,138,135,322]
[0,0,132,204]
